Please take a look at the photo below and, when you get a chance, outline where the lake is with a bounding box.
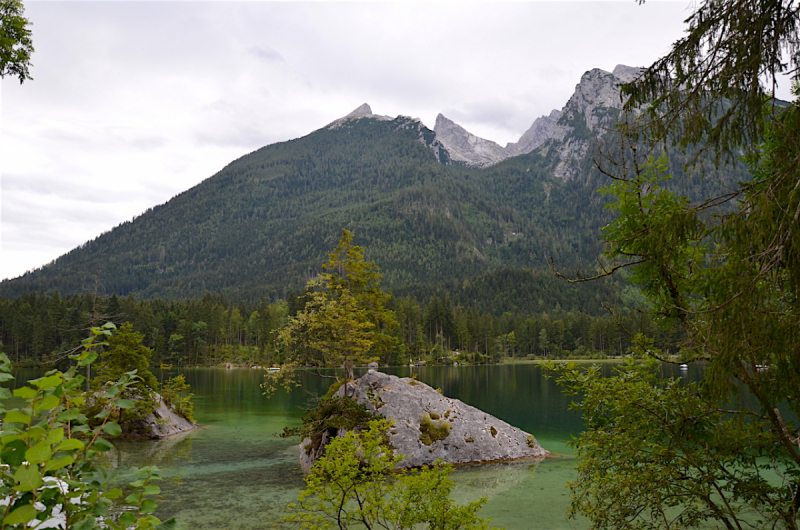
[13,362,700,529]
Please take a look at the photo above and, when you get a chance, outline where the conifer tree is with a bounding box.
[271,230,397,396]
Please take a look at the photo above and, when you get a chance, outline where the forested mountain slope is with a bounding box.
[0,115,613,302]
[0,68,750,307]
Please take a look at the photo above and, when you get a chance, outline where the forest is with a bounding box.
[0,282,680,369]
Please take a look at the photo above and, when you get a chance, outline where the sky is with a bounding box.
[1,0,792,282]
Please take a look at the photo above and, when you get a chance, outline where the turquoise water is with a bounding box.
[10,363,703,529]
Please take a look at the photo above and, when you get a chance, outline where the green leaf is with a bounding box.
[12,386,37,399]
[143,484,161,496]
[1,433,19,444]
[44,455,74,472]
[93,437,114,452]
[14,465,43,492]
[94,407,111,420]
[56,408,82,422]
[77,351,98,367]
[104,487,123,499]
[102,422,122,437]
[44,427,64,446]
[71,516,98,530]
[55,438,85,452]
[0,387,12,399]
[102,386,120,399]
[22,427,45,441]
[140,498,158,514]
[4,410,32,424]
[3,503,38,525]
[125,492,142,504]
[0,372,15,382]
[115,399,135,410]
[1,439,28,466]
[119,511,137,526]
[153,518,189,530]
[25,441,53,465]
[30,374,62,390]
[35,394,60,412]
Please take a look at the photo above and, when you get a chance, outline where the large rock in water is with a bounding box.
[120,393,197,439]
[300,371,549,469]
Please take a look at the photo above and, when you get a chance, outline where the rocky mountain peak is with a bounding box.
[344,102,374,119]
[433,114,507,168]
[428,64,643,177]
[326,103,392,130]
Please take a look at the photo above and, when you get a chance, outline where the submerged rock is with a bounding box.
[300,371,549,469]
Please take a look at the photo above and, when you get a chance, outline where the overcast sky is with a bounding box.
[1,1,792,282]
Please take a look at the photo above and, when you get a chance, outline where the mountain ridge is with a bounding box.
[2,63,740,304]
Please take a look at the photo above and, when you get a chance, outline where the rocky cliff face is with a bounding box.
[431,64,642,176]
[505,109,562,156]
[544,64,643,179]
[433,114,508,167]
[300,371,549,470]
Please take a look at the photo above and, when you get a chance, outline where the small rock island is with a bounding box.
[301,371,549,469]
[123,393,198,439]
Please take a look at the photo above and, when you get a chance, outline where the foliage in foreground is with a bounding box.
[548,352,799,530]
[552,0,800,524]
[285,419,498,530]
[0,324,185,529]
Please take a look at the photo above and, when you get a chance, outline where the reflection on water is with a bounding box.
[9,363,704,529]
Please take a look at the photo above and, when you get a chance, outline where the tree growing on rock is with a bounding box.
[285,418,498,530]
[268,229,397,397]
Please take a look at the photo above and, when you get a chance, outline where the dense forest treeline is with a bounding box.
[0,280,681,369]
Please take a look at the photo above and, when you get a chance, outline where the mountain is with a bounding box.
[434,64,642,178]
[0,65,742,307]
[433,114,507,167]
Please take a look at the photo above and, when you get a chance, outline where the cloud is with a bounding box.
[247,46,284,64]
[3,1,706,281]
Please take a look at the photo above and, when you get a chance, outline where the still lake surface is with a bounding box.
[14,363,700,529]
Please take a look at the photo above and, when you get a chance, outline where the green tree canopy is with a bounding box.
[94,322,158,392]
[272,229,397,396]
[0,0,34,83]
[622,0,800,166]
[551,0,800,526]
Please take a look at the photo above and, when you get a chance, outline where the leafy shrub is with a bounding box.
[0,324,185,529]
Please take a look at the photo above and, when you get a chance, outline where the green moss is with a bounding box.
[444,410,451,418]
[526,435,537,448]
[465,437,474,443]
[490,426,497,438]
[429,412,440,420]
[408,381,421,386]
[323,379,346,399]
[419,413,451,446]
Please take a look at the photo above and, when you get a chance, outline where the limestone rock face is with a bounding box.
[505,109,562,156]
[121,393,198,439]
[544,65,643,179]
[429,64,642,176]
[433,114,508,168]
[300,371,548,470]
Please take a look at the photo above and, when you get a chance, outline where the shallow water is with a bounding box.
[11,362,703,529]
